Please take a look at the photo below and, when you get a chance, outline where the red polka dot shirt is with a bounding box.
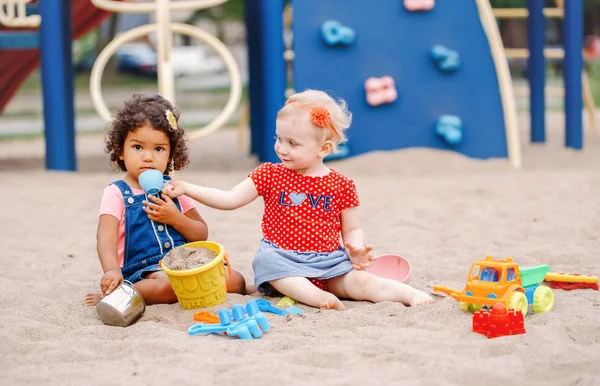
[249,163,360,253]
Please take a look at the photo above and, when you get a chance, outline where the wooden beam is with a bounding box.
[492,8,563,19]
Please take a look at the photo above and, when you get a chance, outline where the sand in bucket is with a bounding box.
[160,241,230,310]
[162,246,216,270]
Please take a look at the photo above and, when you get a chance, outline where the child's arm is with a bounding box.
[96,214,123,294]
[163,178,259,210]
[174,207,209,242]
[341,207,375,270]
[143,195,209,242]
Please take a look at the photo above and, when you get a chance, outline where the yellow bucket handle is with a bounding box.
[224,252,232,291]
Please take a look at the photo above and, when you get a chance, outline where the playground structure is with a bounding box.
[0,0,110,170]
[246,0,585,169]
[0,0,242,171]
[493,0,588,148]
[0,0,587,171]
[88,0,242,141]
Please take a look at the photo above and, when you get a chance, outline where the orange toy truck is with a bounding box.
[433,256,554,316]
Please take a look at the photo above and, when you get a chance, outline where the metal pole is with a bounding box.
[155,0,175,104]
[246,0,286,163]
[39,0,76,171]
[527,0,546,143]
[245,0,263,157]
[564,0,583,149]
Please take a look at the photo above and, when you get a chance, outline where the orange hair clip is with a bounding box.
[286,101,340,141]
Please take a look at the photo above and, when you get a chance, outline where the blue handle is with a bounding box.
[188,323,228,336]
[255,299,287,315]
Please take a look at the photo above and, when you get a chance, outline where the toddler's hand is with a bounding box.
[101,269,123,295]
[143,194,181,225]
[345,242,376,270]
[162,180,186,198]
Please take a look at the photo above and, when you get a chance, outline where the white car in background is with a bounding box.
[170,45,225,76]
[115,42,225,78]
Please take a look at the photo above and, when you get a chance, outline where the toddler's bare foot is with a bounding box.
[83,292,103,306]
[320,295,347,311]
[408,290,435,306]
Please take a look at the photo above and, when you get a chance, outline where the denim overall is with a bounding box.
[112,179,188,283]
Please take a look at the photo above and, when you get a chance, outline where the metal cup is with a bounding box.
[96,281,146,327]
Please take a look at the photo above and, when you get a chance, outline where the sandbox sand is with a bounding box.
[0,112,598,385]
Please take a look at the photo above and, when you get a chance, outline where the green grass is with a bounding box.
[19,69,247,96]
[10,69,248,118]
[509,59,600,110]
[18,69,158,92]
[0,132,50,141]
[586,61,600,106]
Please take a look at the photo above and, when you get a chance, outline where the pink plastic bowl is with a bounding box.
[368,254,412,284]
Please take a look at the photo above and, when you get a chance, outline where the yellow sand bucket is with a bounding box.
[159,241,232,310]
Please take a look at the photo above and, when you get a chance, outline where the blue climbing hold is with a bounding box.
[430,45,461,72]
[321,20,355,46]
[436,115,463,145]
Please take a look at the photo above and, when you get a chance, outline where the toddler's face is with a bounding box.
[274,117,324,173]
[119,124,171,181]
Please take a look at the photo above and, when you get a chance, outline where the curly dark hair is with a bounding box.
[106,94,189,174]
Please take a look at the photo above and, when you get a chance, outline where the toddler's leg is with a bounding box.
[269,277,347,310]
[226,269,249,295]
[328,270,434,306]
[134,271,178,305]
[82,271,178,306]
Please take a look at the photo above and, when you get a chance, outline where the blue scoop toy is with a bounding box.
[187,299,303,340]
[254,298,304,316]
[188,300,270,340]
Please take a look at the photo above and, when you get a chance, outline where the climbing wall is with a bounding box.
[292,0,509,159]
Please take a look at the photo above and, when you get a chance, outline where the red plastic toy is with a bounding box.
[472,303,526,339]
[544,272,599,291]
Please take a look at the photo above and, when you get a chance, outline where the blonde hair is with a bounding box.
[277,89,352,152]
